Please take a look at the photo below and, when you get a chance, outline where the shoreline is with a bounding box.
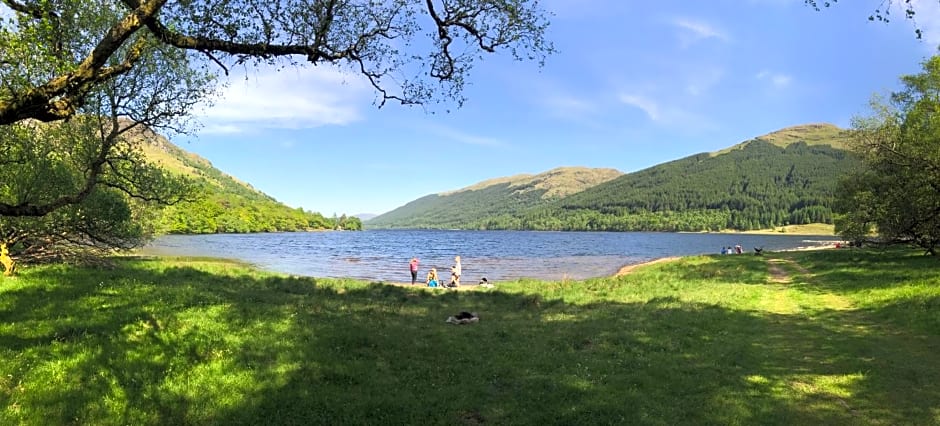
[614,257,682,276]
[612,241,846,277]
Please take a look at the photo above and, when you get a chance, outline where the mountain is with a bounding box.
[354,213,378,221]
[129,126,360,233]
[368,123,858,231]
[366,167,623,229]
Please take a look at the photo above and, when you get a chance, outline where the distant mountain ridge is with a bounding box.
[367,167,622,229]
[712,123,850,156]
[368,123,857,231]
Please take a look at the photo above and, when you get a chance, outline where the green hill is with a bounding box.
[370,123,859,231]
[130,127,359,233]
[367,167,622,229]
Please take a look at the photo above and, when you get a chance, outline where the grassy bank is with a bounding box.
[724,223,836,235]
[1,249,938,425]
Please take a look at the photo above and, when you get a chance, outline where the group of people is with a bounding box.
[721,245,743,255]
[409,256,462,288]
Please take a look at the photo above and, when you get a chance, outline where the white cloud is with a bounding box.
[618,91,716,131]
[543,94,600,118]
[619,94,661,121]
[200,124,242,134]
[673,18,730,47]
[421,122,505,147]
[756,70,793,88]
[199,65,370,133]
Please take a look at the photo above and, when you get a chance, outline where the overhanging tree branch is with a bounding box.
[1,0,553,125]
[0,0,166,124]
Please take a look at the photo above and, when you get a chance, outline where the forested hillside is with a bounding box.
[367,167,622,229]
[133,128,360,233]
[371,124,858,232]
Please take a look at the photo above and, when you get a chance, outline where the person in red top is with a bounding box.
[409,257,419,285]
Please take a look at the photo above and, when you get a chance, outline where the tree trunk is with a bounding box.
[0,243,16,276]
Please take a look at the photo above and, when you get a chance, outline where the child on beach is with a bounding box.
[409,257,419,285]
[452,256,462,286]
[447,266,459,288]
[426,268,439,288]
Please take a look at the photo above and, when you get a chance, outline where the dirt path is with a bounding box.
[766,257,812,284]
[765,256,853,311]
[767,259,793,284]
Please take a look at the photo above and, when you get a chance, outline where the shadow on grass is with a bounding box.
[0,258,938,425]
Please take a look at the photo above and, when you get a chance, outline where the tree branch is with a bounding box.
[0,0,166,125]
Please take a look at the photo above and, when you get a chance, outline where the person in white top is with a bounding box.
[452,256,462,287]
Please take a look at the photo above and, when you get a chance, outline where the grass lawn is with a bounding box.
[0,249,938,425]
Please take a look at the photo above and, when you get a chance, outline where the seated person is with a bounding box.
[426,268,439,287]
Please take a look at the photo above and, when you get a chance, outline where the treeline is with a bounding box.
[158,195,361,234]
[469,207,830,232]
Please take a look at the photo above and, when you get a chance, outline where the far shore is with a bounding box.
[712,223,836,236]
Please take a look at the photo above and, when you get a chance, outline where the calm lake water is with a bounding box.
[141,230,842,282]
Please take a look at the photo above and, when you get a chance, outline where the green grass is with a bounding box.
[1,250,938,425]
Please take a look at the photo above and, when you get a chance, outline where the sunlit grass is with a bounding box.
[1,249,938,425]
[738,223,836,235]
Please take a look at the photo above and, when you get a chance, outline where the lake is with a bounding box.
[141,230,842,283]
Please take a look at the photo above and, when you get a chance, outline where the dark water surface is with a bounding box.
[142,230,841,282]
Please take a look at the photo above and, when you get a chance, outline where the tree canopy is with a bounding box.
[835,56,940,255]
[0,4,211,273]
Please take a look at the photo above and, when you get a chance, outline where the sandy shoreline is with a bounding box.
[614,257,682,276]
[377,281,480,291]
[375,256,687,287]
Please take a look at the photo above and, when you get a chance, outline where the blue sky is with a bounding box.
[177,0,940,217]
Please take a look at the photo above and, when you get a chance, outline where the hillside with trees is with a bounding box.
[133,129,360,234]
[370,124,858,232]
[367,167,622,229]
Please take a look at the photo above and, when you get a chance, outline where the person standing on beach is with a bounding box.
[453,256,462,287]
[409,257,419,285]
